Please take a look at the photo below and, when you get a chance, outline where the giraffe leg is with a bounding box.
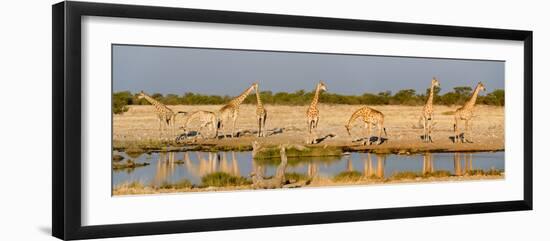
[428,118,433,143]
[314,116,319,129]
[257,117,262,137]
[422,117,427,143]
[159,119,163,140]
[377,124,383,145]
[366,123,372,145]
[263,113,267,137]
[465,119,473,143]
[231,110,238,138]
[453,116,459,144]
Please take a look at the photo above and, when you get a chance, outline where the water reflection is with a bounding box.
[113,151,504,187]
[360,153,385,178]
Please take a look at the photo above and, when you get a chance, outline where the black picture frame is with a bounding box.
[52,1,533,240]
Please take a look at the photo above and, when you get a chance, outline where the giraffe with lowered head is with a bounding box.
[453,82,486,143]
[255,83,268,137]
[420,77,440,143]
[344,106,387,145]
[219,83,258,138]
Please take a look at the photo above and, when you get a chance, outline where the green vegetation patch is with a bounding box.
[112,159,150,170]
[159,179,193,189]
[254,146,342,160]
[391,171,422,180]
[201,172,251,187]
[285,172,309,182]
[116,181,144,189]
[333,171,363,182]
[113,87,504,110]
[424,170,452,178]
[467,169,503,176]
[112,154,125,162]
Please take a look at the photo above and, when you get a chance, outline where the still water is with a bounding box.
[112,151,504,187]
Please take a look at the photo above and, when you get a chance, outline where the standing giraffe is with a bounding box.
[255,84,268,137]
[420,77,440,143]
[219,83,258,138]
[453,82,486,143]
[137,91,182,139]
[306,81,327,143]
[344,106,387,145]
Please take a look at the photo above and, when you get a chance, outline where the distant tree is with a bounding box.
[392,89,420,105]
[112,91,132,114]
[113,88,504,107]
[479,89,505,106]
[163,94,180,105]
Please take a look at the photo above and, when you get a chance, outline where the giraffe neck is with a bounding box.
[141,94,171,113]
[310,85,321,109]
[426,85,435,106]
[231,85,255,107]
[464,85,482,108]
[346,109,362,127]
[255,88,263,108]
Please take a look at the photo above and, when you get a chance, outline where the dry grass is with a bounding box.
[113,174,504,195]
[114,104,504,152]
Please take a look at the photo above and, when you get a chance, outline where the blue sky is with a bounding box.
[113,44,504,95]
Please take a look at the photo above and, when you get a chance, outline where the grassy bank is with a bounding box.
[113,170,504,195]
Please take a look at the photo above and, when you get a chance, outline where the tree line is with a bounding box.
[113,87,504,114]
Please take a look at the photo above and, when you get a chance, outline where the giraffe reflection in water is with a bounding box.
[152,152,177,187]
[359,153,386,178]
[112,150,503,188]
[453,152,473,175]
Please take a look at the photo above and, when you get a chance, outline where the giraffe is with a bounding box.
[137,91,183,139]
[344,106,387,145]
[453,82,486,143]
[420,77,440,143]
[179,110,220,140]
[305,81,327,143]
[219,83,258,138]
[255,84,268,137]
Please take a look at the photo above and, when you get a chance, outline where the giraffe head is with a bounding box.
[318,81,328,92]
[477,82,486,92]
[431,77,440,87]
[137,90,146,99]
[251,82,259,91]
[344,124,352,136]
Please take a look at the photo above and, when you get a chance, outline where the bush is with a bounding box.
[160,179,193,189]
[113,87,504,107]
[333,171,363,182]
[391,171,421,180]
[201,172,251,187]
[285,172,309,182]
[113,91,132,114]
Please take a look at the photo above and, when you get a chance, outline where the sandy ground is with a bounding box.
[113,104,504,152]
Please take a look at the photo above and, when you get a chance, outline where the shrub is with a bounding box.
[424,170,451,178]
[333,171,363,182]
[285,172,309,182]
[160,179,193,189]
[391,171,421,180]
[112,91,132,114]
[201,172,251,187]
[113,88,505,107]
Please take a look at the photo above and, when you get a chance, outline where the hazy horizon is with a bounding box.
[113,44,505,96]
